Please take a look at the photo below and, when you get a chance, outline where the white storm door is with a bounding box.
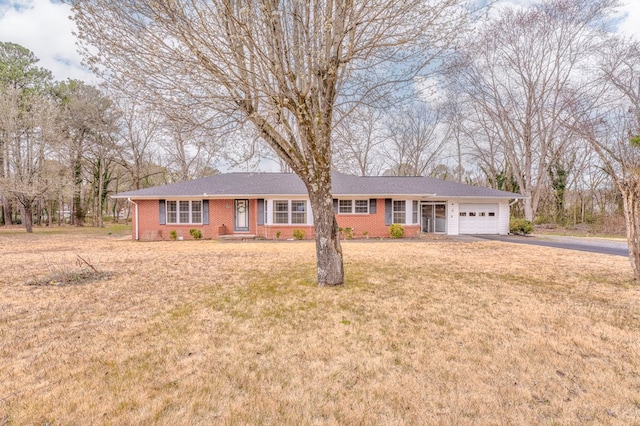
[234,199,249,231]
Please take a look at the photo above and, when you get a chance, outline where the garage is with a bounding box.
[459,203,499,234]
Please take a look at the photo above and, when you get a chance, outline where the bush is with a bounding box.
[189,228,203,239]
[169,230,178,240]
[343,227,354,240]
[389,223,404,239]
[292,229,305,240]
[510,218,533,235]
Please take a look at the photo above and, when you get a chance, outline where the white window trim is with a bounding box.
[392,200,407,224]
[166,200,203,225]
[291,200,307,224]
[273,200,290,224]
[338,199,353,214]
[337,199,369,215]
[267,199,311,225]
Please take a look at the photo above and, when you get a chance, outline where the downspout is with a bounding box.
[129,198,139,240]
[509,199,520,207]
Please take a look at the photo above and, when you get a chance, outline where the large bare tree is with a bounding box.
[382,102,448,176]
[332,106,387,176]
[452,0,618,221]
[113,95,163,190]
[583,38,640,280]
[70,0,472,285]
[159,116,221,182]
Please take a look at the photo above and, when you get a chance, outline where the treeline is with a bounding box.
[0,42,221,232]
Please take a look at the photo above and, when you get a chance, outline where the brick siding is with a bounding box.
[132,198,419,241]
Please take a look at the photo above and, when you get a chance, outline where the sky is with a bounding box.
[0,0,640,84]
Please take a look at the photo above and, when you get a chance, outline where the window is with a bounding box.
[274,200,289,224]
[291,201,307,224]
[273,200,307,224]
[339,200,353,214]
[459,212,467,217]
[179,201,189,223]
[469,212,476,217]
[355,200,369,214]
[393,200,406,224]
[166,200,202,224]
[191,201,202,223]
[167,201,177,223]
[338,199,369,214]
[412,200,419,224]
[479,212,486,217]
[488,212,496,217]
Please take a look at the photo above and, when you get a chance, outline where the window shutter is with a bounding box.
[257,199,265,225]
[369,199,377,214]
[159,200,166,225]
[333,199,339,213]
[384,198,392,225]
[203,200,209,225]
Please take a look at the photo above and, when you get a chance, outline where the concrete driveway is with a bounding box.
[470,234,629,257]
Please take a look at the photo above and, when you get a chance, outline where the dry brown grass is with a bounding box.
[1,226,639,425]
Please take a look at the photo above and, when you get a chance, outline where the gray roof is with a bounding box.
[113,172,524,199]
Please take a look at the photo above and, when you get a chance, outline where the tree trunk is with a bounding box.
[1,195,12,226]
[48,200,54,226]
[523,189,535,222]
[20,203,33,233]
[35,199,42,226]
[73,151,84,226]
[97,158,104,228]
[619,180,640,281]
[307,183,344,287]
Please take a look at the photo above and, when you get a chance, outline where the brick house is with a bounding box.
[112,172,523,241]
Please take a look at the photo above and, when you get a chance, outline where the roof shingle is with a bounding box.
[113,172,523,199]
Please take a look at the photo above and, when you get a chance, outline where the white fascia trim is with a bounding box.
[335,194,437,198]
[112,194,309,200]
[435,195,525,200]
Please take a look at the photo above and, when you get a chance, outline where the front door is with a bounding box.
[421,203,447,233]
[234,199,249,232]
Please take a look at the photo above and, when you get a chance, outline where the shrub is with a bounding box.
[344,227,354,240]
[510,218,533,235]
[275,230,282,239]
[189,228,203,239]
[169,230,178,240]
[292,229,305,240]
[389,223,404,239]
[362,230,369,239]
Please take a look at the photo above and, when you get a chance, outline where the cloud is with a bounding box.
[617,2,640,39]
[0,0,638,87]
[491,0,640,41]
[0,0,96,83]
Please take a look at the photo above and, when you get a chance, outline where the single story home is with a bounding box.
[112,171,524,241]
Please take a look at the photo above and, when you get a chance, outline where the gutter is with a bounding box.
[129,198,139,240]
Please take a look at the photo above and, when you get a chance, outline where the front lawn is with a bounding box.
[1,228,638,424]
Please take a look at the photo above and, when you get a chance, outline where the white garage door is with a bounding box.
[459,204,499,234]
